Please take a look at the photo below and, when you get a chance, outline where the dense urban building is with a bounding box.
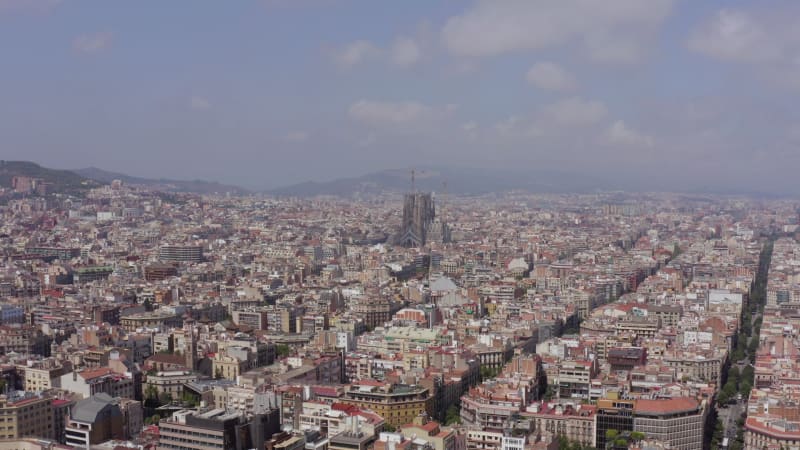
[0,177,792,449]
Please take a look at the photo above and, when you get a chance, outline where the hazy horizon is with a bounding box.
[3,1,800,193]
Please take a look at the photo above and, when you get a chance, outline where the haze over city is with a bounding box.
[5,2,800,450]
[2,0,800,193]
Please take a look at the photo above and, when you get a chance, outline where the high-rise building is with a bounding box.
[159,246,203,263]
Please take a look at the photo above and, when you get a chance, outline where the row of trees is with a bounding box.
[714,238,774,450]
[480,366,501,381]
[717,364,756,406]
[602,430,645,449]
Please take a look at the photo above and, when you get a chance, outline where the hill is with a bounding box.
[0,160,99,196]
[75,167,249,195]
[269,166,618,197]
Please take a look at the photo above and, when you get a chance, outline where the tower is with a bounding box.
[397,192,435,247]
[185,323,197,370]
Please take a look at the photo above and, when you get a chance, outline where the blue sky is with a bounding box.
[2,0,800,192]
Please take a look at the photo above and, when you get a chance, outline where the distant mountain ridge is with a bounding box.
[75,167,249,195]
[269,166,618,196]
[0,160,99,195]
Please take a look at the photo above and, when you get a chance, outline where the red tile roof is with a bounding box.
[78,367,114,380]
[634,397,699,415]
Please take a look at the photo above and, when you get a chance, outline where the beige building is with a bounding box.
[212,386,256,414]
[340,383,432,428]
[146,371,197,398]
[212,353,247,381]
[0,393,54,440]
[24,359,67,392]
[521,402,596,448]
[663,351,725,385]
[400,415,458,450]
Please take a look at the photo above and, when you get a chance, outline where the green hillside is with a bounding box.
[0,160,100,196]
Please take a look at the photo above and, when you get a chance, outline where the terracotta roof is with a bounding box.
[146,353,186,365]
[312,386,340,397]
[78,367,114,380]
[401,421,440,433]
[634,397,698,415]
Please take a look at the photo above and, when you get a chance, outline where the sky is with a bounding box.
[2,0,800,193]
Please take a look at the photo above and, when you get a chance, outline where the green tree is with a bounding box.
[729,366,740,381]
[144,414,161,425]
[718,380,737,405]
[630,431,645,442]
[444,405,461,425]
[276,344,291,358]
[480,366,501,381]
[711,418,724,448]
[742,365,755,383]
[159,392,173,405]
[182,392,199,407]
[748,338,759,355]
[740,380,752,400]
[145,384,159,400]
[605,429,618,442]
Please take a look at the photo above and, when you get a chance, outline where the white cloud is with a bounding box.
[606,120,654,148]
[72,32,113,54]
[441,0,673,63]
[542,97,607,126]
[284,131,309,143]
[491,97,607,140]
[332,40,381,68]
[334,36,424,69]
[688,7,800,89]
[391,37,421,67]
[525,62,577,91]
[190,96,211,110]
[688,9,783,63]
[348,100,454,126]
[493,116,545,138]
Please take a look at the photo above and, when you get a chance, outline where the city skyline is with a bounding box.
[2,1,800,193]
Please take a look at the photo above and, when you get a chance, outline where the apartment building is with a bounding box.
[24,359,67,392]
[157,409,252,450]
[521,402,596,448]
[159,245,203,263]
[146,371,197,398]
[59,368,135,400]
[64,394,127,448]
[632,397,706,450]
[0,393,54,440]
[339,383,432,428]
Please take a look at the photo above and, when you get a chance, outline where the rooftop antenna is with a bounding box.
[411,168,416,194]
